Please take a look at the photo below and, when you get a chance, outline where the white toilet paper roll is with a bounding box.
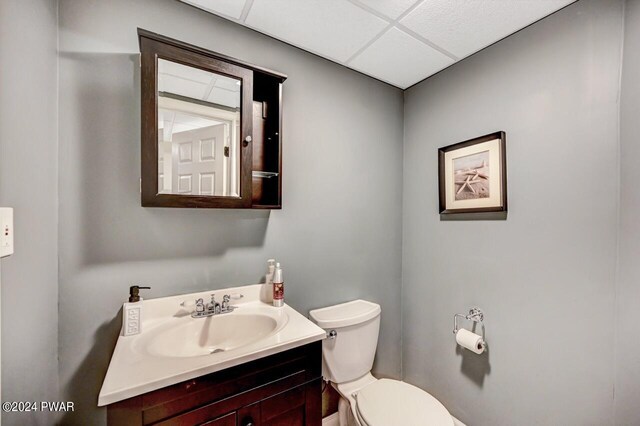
[456,328,485,354]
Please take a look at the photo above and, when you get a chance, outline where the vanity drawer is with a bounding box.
[156,380,319,426]
[106,341,321,426]
[152,372,307,425]
[200,412,236,426]
[260,385,305,422]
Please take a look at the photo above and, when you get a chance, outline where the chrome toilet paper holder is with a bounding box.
[453,307,485,340]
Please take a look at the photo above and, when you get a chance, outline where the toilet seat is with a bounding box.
[354,379,453,426]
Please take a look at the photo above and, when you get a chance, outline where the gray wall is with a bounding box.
[0,1,60,425]
[616,0,640,423]
[402,1,623,424]
[57,0,403,423]
[4,0,639,425]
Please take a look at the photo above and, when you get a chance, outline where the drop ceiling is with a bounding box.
[179,0,576,89]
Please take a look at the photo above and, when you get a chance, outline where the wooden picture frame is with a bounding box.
[438,131,507,214]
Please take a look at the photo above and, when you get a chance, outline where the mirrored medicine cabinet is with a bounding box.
[138,29,286,209]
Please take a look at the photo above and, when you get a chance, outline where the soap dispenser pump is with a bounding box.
[123,285,150,336]
[129,285,150,302]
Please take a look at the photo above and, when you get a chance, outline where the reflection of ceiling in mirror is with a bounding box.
[158,109,224,138]
[158,59,241,109]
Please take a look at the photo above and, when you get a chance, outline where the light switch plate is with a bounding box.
[0,208,14,258]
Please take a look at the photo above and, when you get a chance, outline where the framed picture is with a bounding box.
[438,131,507,214]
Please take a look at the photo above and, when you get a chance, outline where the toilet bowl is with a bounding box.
[310,300,453,426]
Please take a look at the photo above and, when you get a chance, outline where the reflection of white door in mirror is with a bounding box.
[170,124,226,196]
[157,95,240,197]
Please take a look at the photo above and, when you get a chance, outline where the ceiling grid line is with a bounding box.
[344,24,393,65]
[344,0,459,66]
[395,22,458,61]
[344,0,438,65]
[239,0,254,23]
[345,0,396,23]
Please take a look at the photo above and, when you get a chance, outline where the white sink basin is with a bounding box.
[136,312,286,358]
[98,284,326,407]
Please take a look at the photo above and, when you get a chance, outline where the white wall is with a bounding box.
[0,1,60,425]
[402,1,624,424]
[56,0,404,423]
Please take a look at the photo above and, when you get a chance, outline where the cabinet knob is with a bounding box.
[243,136,252,147]
[242,418,254,426]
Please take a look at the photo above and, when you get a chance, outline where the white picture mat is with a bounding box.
[444,138,502,210]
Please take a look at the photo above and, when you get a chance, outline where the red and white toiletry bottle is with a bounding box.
[272,263,284,307]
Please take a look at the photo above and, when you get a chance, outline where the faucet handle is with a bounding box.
[195,298,205,312]
[221,295,231,311]
[210,294,217,304]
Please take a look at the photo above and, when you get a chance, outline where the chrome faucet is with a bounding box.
[191,294,237,318]
[207,294,221,314]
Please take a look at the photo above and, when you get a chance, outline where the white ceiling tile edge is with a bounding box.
[178,0,577,89]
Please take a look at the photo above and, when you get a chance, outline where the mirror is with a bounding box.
[157,59,241,197]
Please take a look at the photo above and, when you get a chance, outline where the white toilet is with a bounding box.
[310,300,454,426]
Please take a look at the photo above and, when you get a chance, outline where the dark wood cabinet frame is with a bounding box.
[138,29,286,209]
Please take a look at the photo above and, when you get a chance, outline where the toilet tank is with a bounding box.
[309,300,381,384]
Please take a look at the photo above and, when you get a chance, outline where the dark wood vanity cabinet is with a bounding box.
[107,342,322,426]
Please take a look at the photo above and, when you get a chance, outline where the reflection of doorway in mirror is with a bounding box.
[157,96,240,197]
[171,124,226,195]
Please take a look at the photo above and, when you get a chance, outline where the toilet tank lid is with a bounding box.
[309,300,381,329]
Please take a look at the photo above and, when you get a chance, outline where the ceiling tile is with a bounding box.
[354,0,419,20]
[181,0,247,20]
[159,59,212,85]
[245,0,388,62]
[207,88,240,108]
[349,28,454,89]
[158,74,208,101]
[401,0,574,58]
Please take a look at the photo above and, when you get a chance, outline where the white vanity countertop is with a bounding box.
[98,284,326,406]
